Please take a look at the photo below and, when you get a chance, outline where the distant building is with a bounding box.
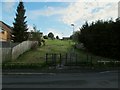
[116,17,120,21]
[28,31,43,40]
[62,37,70,40]
[0,21,12,41]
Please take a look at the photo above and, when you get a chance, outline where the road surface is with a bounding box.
[2,70,119,88]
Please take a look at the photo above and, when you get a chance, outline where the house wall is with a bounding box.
[0,48,12,62]
[0,30,8,41]
[0,21,11,41]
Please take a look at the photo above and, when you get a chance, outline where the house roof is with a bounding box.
[63,37,70,39]
[0,21,12,33]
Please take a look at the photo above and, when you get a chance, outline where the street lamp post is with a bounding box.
[61,32,63,40]
[71,23,75,41]
[71,23,75,52]
[71,24,74,34]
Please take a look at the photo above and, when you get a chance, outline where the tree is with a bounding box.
[56,36,59,39]
[43,35,48,39]
[12,1,28,42]
[48,32,54,39]
[79,19,120,60]
[30,25,42,46]
[72,31,80,43]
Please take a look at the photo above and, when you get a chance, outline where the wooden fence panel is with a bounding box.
[1,48,11,62]
[12,41,38,60]
[1,41,38,62]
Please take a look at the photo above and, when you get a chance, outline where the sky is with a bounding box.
[0,0,119,38]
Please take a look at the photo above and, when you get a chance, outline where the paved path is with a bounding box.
[2,70,118,88]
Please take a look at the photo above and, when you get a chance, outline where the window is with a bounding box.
[0,27,4,33]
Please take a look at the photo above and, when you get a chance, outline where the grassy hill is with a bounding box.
[3,39,118,69]
[8,39,75,64]
[7,39,115,63]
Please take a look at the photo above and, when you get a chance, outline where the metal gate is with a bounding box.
[45,53,84,68]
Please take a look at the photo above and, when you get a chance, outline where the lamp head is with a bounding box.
[71,24,74,26]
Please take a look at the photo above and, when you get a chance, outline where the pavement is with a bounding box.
[2,70,119,88]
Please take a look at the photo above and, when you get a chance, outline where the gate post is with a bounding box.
[70,53,72,69]
[54,53,56,67]
[65,53,68,65]
[60,53,62,67]
[76,54,77,66]
[52,53,56,69]
[87,54,89,63]
[46,53,48,64]
[90,56,93,68]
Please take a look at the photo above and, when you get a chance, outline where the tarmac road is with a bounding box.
[2,70,119,88]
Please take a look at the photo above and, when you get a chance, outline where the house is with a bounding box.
[28,31,43,40]
[0,21,12,41]
[62,37,70,40]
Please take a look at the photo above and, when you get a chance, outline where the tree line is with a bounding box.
[77,18,120,60]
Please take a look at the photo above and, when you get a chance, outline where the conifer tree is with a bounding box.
[12,1,28,42]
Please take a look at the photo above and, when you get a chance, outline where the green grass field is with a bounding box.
[7,39,74,64]
[3,39,118,69]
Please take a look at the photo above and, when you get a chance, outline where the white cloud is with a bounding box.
[27,1,118,28]
[27,6,64,20]
[27,25,34,32]
[4,0,118,32]
[61,2,118,25]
